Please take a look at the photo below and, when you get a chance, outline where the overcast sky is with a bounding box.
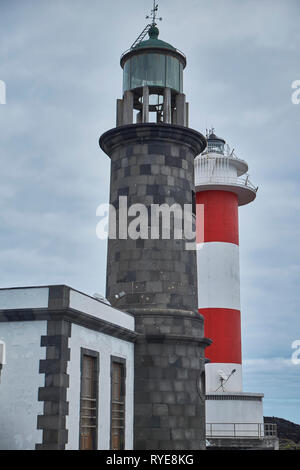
[0,0,300,424]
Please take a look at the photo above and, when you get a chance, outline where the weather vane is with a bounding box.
[146,1,162,26]
[130,1,163,50]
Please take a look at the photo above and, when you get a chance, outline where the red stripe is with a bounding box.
[196,190,239,245]
[199,308,242,364]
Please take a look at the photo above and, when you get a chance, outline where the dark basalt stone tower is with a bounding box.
[100,23,211,450]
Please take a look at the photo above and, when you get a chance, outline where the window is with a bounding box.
[79,349,99,450]
[110,357,126,450]
[207,140,225,155]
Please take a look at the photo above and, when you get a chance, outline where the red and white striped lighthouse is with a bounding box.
[195,129,257,394]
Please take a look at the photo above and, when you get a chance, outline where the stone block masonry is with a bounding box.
[100,123,211,450]
[133,310,211,450]
[100,123,206,313]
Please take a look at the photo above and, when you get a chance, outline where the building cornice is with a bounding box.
[0,307,138,343]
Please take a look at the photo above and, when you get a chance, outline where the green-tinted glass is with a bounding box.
[123,60,131,93]
[123,52,183,93]
[131,53,165,89]
[166,55,181,92]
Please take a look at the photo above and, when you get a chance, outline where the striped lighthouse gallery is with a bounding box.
[195,130,268,438]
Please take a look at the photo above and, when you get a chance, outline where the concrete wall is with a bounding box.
[66,323,134,450]
[0,321,47,450]
[206,395,264,438]
[205,363,243,393]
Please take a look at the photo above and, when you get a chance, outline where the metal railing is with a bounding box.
[120,44,186,63]
[202,143,244,161]
[206,423,277,439]
[80,396,97,431]
[195,173,258,193]
[195,155,257,192]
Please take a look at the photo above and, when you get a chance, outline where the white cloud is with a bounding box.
[244,357,297,373]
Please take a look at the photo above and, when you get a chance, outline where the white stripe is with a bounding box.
[197,242,240,310]
[205,363,243,393]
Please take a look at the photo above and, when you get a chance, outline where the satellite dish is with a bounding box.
[215,368,237,392]
[218,369,228,381]
[93,293,111,305]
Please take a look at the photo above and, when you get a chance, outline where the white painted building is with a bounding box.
[0,285,136,450]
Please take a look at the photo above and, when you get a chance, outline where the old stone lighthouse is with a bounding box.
[99,23,211,450]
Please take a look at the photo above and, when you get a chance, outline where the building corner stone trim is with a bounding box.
[36,317,72,450]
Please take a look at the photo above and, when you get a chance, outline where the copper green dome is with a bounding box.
[133,26,177,52]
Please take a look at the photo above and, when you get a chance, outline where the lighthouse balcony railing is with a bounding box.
[206,423,277,439]
[195,173,258,192]
[120,46,186,64]
[201,144,244,161]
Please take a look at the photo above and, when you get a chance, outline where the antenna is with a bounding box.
[146,1,163,26]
